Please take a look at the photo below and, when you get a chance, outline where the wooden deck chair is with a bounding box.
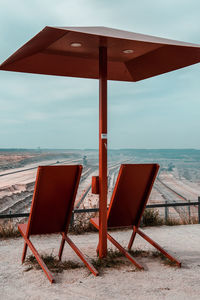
[18,165,98,283]
[90,164,181,269]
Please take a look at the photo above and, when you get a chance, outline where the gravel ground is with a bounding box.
[1,224,200,300]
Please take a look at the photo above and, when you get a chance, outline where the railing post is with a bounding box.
[188,200,191,223]
[70,211,74,227]
[198,197,200,224]
[165,201,168,223]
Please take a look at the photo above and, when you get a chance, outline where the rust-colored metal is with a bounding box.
[107,164,159,228]
[128,225,137,250]
[18,223,54,283]
[22,241,28,263]
[90,164,181,269]
[18,165,98,283]
[106,232,143,269]
[26,165,82,235]
[91,176,99,194]
[90,218,143,270]
[1,26,200,81]
[135,227,181,267]
[99,46,108,258]
[61,233,99,276]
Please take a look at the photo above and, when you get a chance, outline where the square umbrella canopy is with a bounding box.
[1,26,200,258]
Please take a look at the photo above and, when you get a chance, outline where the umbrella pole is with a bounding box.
[99,46,107,258]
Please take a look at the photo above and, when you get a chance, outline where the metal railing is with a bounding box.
[1,197,200,224]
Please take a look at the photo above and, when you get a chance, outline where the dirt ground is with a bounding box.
[1,225,200,300]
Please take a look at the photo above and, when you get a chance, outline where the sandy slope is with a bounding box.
[1,225,200,300]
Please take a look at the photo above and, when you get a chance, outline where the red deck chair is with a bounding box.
[18,165,98,283]
[90,164,181,269]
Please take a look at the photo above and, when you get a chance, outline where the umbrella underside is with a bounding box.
[1,26,200,81]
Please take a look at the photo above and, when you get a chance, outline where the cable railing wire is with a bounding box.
[1,197,200,224]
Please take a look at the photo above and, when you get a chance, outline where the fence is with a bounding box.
[1,197,200,224]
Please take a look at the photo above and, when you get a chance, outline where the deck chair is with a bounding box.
[90,164,181,269]
[18,165,98,283]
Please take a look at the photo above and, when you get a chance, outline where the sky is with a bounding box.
[0,0,200,149]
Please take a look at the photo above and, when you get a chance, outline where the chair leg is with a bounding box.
[128,226,137,250]
[106,232,144,270]
[96,243,99,256]
[136,228,181,267]
[90,218,143,270]
[58,235,65,261]
[26,236,54,283]
[62,233,99,276]
[19,230,54,283]
[22,242,28,263]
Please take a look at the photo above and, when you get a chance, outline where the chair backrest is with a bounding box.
[26,165,82,235]
[107,164,159,228]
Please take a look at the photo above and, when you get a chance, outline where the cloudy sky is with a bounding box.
[0,0,200,149]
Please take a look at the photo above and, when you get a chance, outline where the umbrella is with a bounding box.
[1,26,200,258]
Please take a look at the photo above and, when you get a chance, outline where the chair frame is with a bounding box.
[18,165,98,283]
[90,164,181,269]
